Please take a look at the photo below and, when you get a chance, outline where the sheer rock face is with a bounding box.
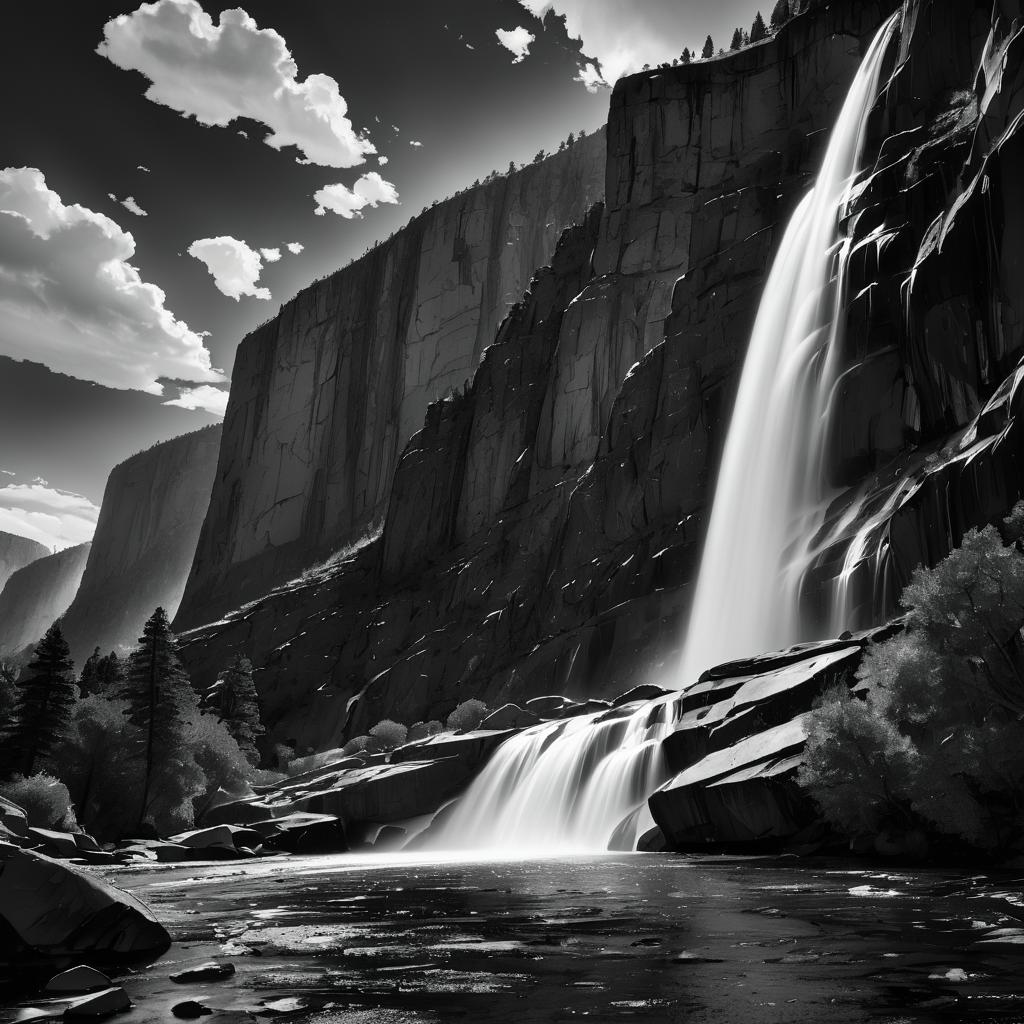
[174,135,606,632]
[60,426,221,661]
[0,543,90,659]
[179,0,1024,751]
[0,532,48,596]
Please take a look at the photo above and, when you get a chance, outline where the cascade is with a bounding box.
[679,13,899,682]
[428,15,900,854]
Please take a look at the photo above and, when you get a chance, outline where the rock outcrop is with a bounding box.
[0,532,48,596]
[174,134,606,630]
[0,542,90,658]
[60,426,221,661]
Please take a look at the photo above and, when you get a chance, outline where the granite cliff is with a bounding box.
[0,543,90,659]
[0,533,48,597]
[174,134,606,631]
[61,426,221,661]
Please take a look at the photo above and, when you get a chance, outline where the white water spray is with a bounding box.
[678,14,899,683]
[428,17,900,855]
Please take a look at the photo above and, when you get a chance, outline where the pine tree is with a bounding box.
[681,47,692,64]
[730,27,744,50]
[4,623,76,777]
[750,11,768,42]
[770,0,792,29]
[96,651,126,695]
[79,647,101,695]
[124,608,203,832]
[206,655,265,766]
[701,35,715,59]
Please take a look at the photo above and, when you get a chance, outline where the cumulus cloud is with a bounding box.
[98,1,375,168]
[496,26,536,63]
[518,0,687,87]
[108,192,148,216]
[378,155,389,166]
[0,482,100,551]
[0,167,223,395]
[285,241,303,255]
[313,173,400,219]
[409,140,423,147]
[260,246,282,262]
[188,236,271,300]
[164,383,230,416]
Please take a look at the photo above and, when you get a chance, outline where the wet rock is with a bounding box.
[525,696,577,719]
[0,842,170,968]
[115,840,200,863]
[479,703,541,731]
[172,1000,214,1018]
[28,827,85,859]
[612,684,672,707]
[636,826,668,853]
[390,729,514,769]
[669,951,725,965]
[62,986,131,1020]
[251,813,347,854]
[45,966,112,994]
[170,962,235,983]
[0,796,29,840]
[167,826,262,857]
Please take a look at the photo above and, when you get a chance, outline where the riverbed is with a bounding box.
[12,853,1024,1022]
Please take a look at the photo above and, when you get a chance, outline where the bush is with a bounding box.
[341,735,372,756]
[185,711,253,819]
[408,720,444,742]
[271,742,295,770]
[0,773,78,831]
[368,720,408,750]
[446,699,488,733]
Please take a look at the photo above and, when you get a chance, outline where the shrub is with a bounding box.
[341,735,372,756]
[0,772,78,831]
[271,742,295,770]
[368,719,408,750]
[446,699,488,733]
[185,711,253,819]
[408,720,444,742]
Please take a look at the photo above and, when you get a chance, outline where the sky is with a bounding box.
[0,0,766,549]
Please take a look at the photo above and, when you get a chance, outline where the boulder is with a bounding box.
[0,796,29,839]
[173,1001,213,1019]
[524,696,576,719]
[252,813,347,854]
[479,703,540,731]
[116,840,200,864]
[0,842,170,968]
[45,965,112,994]
[611,684,672,708]
[170,961,235,983]
[28,827,83,859]
[63,986,131,1020]
[167,825,262,856]
[390,729,514,768]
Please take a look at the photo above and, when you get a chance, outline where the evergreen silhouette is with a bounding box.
[701,35,715,59]
[680,47,692,64]
[125,607,201,831]
[771,0,792,29]
[206,654,265,766]
[730,27,744,50]
[4,623,76,777]
[79,647,101,695]
[750,11,768,42]
[96,651,126,695]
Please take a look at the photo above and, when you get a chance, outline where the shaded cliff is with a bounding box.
[0,533,48,596]
[0,542,90,659]
[61,426,221,661]
[174,135,606,631]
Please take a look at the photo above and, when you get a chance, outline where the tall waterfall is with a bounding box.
[428,16,899,855]
[679,14,899,682]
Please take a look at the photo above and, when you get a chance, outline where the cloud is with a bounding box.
[188,236,271,300]
[108,192,148,216]
[98,1,375,169]
[409,140,423,147]
[0,482,100,551]
[518,0,689,86]
[0,167,223,395]
[137,164,151,173]
[496,26,535,63]
[285,241,303,255]
[163,383,229,416]
[260,247,282,262]
[313,173,400,219]
[378,155,389,166]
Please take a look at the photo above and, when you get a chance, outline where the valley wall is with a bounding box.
[0,533,48,596]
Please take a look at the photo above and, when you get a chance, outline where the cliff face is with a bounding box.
[61,426,221,660]
[0,532,48,596]
[174,135,606,631]
[0,542,90,658]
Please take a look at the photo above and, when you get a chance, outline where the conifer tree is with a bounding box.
[206,655,265,766]
[701,35,715,59]
[79,647,102,695]
[730,27,744,50]
[4,623,76,778]
[680,47,692,64]
[125,608,203,832]
[96,651,126,695]
[771,0,792,29]
[750,11,768,42]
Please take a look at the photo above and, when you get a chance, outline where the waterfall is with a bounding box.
[427,16,900,856]
[678,13,899,683]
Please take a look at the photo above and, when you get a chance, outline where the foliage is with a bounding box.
[123,607,205,835]
[446,699,488,733]
[408,720,444,742]
[271,742,295,769]
[680,47,692,64]
[368,719,408,750]
[3,623,76,778]
[80,649,125,697]
[750,11,768,42]
[205,655,265,765]
[341,735,372,756]
[0,772,78,831]
[0,661,16,722]
[730,28,743,51]
[799,509,1024,853]
[701,35,714,60]
[184,709,253,819]
[79,648,101,696]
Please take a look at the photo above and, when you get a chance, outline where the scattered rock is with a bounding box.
[170,962,236,983]
[611,684,672,708]
[62,986,131,1019]
[167,826,262,857]
[45,966,112,994]
[172,1000,214,1018]
[669,951,724,964]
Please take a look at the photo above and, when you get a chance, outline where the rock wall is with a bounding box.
[178,0,1024,755]
[61,426,221,661]
[174,134,606,631]
[0,543,90,659]
[0,533,48,596]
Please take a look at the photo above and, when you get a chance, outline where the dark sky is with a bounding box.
[0,0,764,546]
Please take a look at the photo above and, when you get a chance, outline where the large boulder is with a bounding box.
[167,825,262,857]
[0,841,170,969]
[479,704,540,731]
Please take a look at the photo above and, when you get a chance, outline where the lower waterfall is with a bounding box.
[428,14,900,855]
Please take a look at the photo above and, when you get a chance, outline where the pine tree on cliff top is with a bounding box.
[4,622,76,777]
[206,654,265,766]
[125,607,202,831]
[750,11,768,42]
[680,47,692,64]
[730,27,744,50]
[701,35,714,59]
